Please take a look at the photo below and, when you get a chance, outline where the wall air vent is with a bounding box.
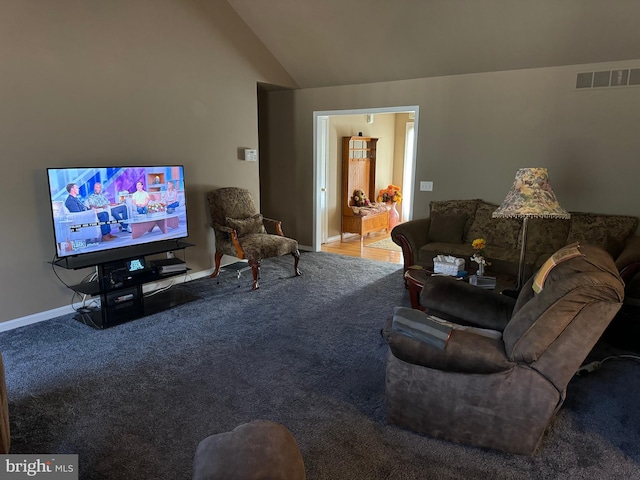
[576,72,593,88]
[593,70,612,87]
[576,68,639,89]
[611,69,629,86]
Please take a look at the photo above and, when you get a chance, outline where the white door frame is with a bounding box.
[316,115,329,244]
[402,121,415,222]
[312,106,420,251]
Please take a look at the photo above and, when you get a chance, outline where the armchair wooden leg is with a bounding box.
[249,259,260,290]
[211,251,223,278]
[292,250,301,277]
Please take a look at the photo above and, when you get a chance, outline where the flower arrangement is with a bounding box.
[147,202,166,213]
[377,184,402,204]
[471,238,491,274]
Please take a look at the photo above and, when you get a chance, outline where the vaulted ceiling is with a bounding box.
[226,0,640,89]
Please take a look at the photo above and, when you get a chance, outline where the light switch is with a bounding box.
[420,181,433,191]
[244,149,258,161]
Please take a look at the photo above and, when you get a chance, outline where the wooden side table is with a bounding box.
[404,265,516,310]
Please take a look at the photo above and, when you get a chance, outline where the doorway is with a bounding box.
[312,106,419,251]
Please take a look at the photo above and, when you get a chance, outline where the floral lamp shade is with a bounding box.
[492,168,570,220]
[493,167,570,291]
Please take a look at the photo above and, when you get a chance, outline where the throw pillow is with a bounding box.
[519,217,571,255]
[428,212,467,244]
[430,199,480,237]
[566,213,638,258]
[226,214,266,236]
[466,202,522,249]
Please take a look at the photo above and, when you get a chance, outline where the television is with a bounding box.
[46,166,189,266]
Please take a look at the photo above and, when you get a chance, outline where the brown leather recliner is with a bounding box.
[383,243,624,455]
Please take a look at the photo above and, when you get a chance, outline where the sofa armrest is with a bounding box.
[391,218,431,271]
[382,316,514,374]
[419,276,515,331]
[616,235,640,283]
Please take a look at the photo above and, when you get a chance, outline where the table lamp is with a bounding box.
[492,168,570,290]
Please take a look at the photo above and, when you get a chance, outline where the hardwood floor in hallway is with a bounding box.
[320,231,403,265]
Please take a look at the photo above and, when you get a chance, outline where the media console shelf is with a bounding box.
[54,240,199,329]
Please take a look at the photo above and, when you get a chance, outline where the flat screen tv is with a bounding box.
[47,166,189,263]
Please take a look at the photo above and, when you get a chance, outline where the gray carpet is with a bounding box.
[1,252,640,479]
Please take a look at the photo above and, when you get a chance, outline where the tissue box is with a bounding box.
[433,255,465,275]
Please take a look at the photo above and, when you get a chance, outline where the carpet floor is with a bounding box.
[1,252,640,479]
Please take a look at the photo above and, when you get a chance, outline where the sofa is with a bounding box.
[391,199,640,285]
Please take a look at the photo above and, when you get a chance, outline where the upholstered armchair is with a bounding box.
[207,187,301,290]
[383,244,624,455]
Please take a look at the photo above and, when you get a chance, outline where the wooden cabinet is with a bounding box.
[342,136,378,215]
[341,136,389,242]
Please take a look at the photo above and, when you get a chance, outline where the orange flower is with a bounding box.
[379,185,402,204]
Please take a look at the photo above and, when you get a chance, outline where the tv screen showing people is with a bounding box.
[47,166,188,258]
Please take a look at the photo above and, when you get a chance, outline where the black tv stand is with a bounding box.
[59,242,199,329]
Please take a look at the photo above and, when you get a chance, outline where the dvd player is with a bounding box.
[152,258,187,274]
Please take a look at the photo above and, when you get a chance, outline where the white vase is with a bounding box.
[478,262,485,276]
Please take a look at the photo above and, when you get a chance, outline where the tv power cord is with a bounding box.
[576,354,640,376]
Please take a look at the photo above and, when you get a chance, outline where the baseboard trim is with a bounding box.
[0,306,76,333]
[0,268,214,333]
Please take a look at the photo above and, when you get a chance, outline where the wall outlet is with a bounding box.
[167,251,175,259]
[420,181,433,191]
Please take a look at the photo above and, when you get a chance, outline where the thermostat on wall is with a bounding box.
[244,149,258,161]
